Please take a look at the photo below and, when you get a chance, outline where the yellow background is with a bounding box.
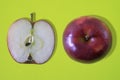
[0,0,120,80]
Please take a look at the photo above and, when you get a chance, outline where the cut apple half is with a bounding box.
[7,13,55,64]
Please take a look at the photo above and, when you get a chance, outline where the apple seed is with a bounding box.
[25,35,34,47]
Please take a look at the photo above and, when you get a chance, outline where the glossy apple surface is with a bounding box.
[63,16,112,62]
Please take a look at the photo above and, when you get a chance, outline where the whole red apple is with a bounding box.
[63,16,112,63]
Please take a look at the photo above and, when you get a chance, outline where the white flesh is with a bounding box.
[8,19,54,63]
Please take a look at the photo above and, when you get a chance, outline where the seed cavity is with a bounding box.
[25,35,34,47]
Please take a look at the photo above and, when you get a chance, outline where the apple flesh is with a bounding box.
[7,16,55,64]
[63,16,112,62]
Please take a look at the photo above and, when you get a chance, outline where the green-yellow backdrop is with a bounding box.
[0,0,119,80]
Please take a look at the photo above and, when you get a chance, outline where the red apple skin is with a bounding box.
[63,16,112,62]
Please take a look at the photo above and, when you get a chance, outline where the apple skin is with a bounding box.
[63,16,112,63]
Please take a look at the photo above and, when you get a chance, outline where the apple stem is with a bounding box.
[30,13,35,34]
[85,35,89,41]
[31,12,36,23]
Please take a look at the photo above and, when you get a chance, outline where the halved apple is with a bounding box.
[7,13,55,64]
